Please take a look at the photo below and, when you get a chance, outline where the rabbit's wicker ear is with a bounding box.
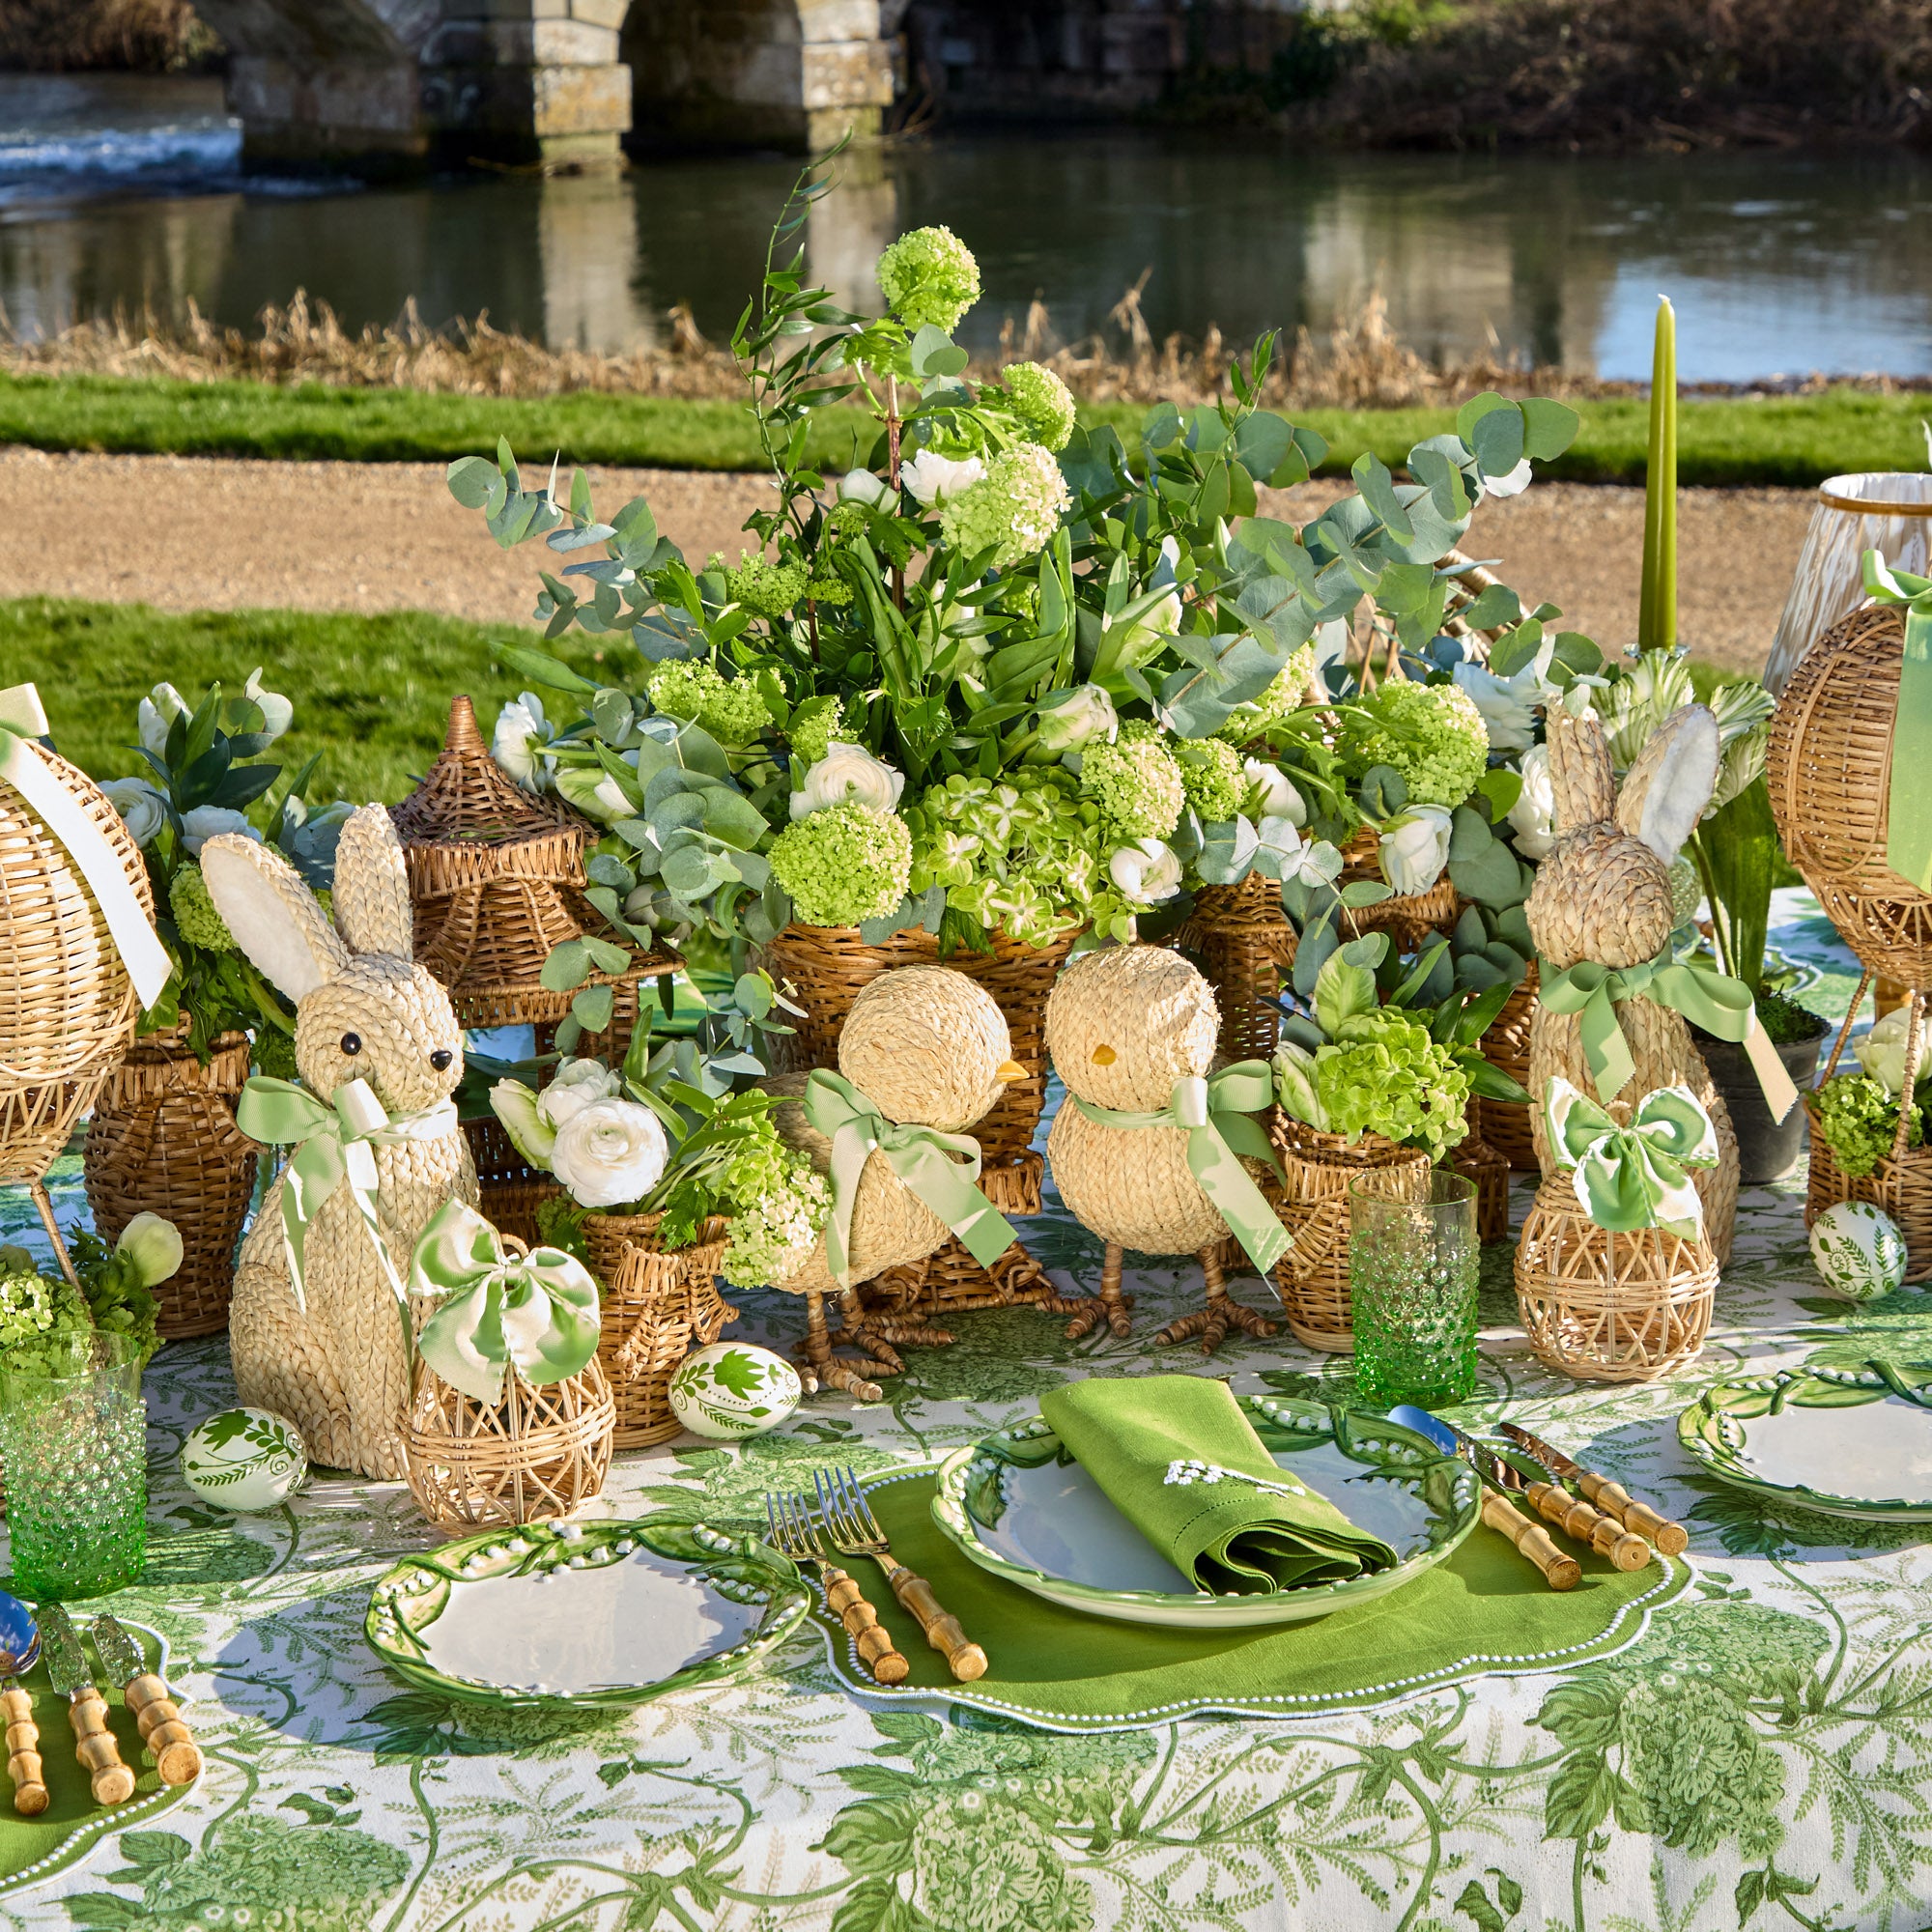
[1617,704,1720,864]
[1545,706,1616,835]
[201,834,349,1002]
[331,806,415,959]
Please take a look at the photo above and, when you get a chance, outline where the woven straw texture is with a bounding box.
[1046,1101,1231,1256]
[1168,873,1299,1060]
[466,1114,563,1252]
[1768,604,1932,985]
[838,964,1012,1134]
[83,1025,256,1338]
[1336,832,1459,951]
[1452,1134,1512,1244]
[0,742,150,1184]
[581,1210,736,1447]
[402,1352,615,1532]
[1474,968,1541,1170]
[1515,1177,1719,1382]
[1805,1131,1932,1285]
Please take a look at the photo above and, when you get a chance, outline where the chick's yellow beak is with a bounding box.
[1090,1044,1117,1066]
[994,1059,1028,1085]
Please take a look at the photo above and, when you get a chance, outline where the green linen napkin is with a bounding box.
[1037,1374,1399,1595]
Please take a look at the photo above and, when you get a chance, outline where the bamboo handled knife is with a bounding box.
[40,1605,132,1807]
[1498,1423,1690,1555]
[93,1615,201,1787]
[0,1592,44,1816]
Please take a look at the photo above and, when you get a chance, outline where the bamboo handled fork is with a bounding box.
[766,1490,909,1685]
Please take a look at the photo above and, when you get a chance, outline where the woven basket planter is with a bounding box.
[1474,967,1540,1171]
[82,1024,256,1338]
[1452,1134,1511,1244]
[465,1114,564,1252]
[402,1354,615,1533]
[1514,1178,1719,1382]
[1168,873,1298,1060]
[1337,832,1459,951]
[1769,603,1932,986]
[582,1210,737,1447]
[1805,1127,1932,1285]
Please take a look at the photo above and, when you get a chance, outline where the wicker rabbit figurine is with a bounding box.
[1524,704,1740,1260]
[202,807,477,1478]
[1044,946,1284,1353]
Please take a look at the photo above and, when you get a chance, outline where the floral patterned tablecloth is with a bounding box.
[0,897,1923,1932]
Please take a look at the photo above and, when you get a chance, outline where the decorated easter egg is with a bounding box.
[182,1407,309,1511]
[668,1344,802,1439]
[1808,1202,1909,1303]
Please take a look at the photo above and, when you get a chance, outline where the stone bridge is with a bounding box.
[188,0,903,170]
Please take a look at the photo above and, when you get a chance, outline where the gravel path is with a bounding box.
[0,448,1813,676]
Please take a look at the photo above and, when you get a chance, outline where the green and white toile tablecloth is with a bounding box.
[0,894,1924,1932]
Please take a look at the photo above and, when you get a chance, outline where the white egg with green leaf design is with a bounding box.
[1808,1201,1909,1302]
[669,1344,802,1439]
[182,1406,309,1511]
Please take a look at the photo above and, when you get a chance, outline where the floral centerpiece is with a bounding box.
[0,1213,176,1376]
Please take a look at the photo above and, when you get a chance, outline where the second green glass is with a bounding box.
[1348,1171,1480,1409]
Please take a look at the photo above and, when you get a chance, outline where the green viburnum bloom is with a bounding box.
[876,224,981,332]
[940,444,1071,570]
[1078,721,1184,841]
[1313,1009,1469,1159]
[770,802,912,927]
[722,1166,833,1288]
[789,695,848,768]
[1346,678,1491,808]
[1215,644,1320,741]
[169,863,237,953]
[646,660,774,747]
[1176,736,1247,823]
[1001,361,1077,452]
[1811,1070,1922,1179]
[724,551,810,618]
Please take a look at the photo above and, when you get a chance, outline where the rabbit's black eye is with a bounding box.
[339,1033,362,1057]
[430,1049,453,1071]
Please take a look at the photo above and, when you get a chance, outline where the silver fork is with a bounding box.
[815,1466,989,1683]
[764,1490,908,1685]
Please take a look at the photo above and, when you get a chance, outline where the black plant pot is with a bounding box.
[1696,1028,1828,1185]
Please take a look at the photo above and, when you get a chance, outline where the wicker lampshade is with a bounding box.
[1767,603,1932,987]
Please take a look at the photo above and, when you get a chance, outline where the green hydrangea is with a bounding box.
[876,225,980,332]
[1345,678,1490,807]
[724,550,809,618]
[646,660,774,746]
[1078,721,1184,841]
[169,863,237,952]
[1313,1009,1469,1159]
[0,1266,87,1353]
[722,1165,833,1289]
[940,444,1070,569]
[788,695,848,768]
[1001,361,1077,451]
[1812,1071,1922,1178]
[770,802,911,927]
[1215,644,1320,741]
[806,566,853,607]
[1176,737,1247,823]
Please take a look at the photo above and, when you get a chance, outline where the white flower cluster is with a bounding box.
[490,1058,670,1210]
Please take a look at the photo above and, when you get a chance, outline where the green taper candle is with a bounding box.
[1638,296,1677,651]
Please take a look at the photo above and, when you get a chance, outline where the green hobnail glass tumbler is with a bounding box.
[1349,1171,1480,1409]
[0,1329,148,1601]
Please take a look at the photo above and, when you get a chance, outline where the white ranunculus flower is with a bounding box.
[116,1212,183,1287]
[900,450,986,508]
[1244,759,1306,826]
[182,806,261,856]
[1381,806,1455,896]
[1107,838,1182,903]
[538,1058,623,1131]
[1452,662,1541,754]
[1856,1005,1925,1096]
[790,743,905,821]
[1037,684,1119,756]
[101,778,168,848]
[838,468,889,505]
[551,1097,670,1209]
[554,762,635,825]
[492,692,552,790]
[242,667,294,742]
[138,682,189,762]
[1484,457,1534,498]
[1507,743,1558,861]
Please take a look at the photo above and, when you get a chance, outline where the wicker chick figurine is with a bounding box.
[1525,703,1740,1259]
[1044,946,1284,1353]
[203,807,478,1478]
[769,966,1027,1400]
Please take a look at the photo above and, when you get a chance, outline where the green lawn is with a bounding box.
[5,597,574,807]
[5,370,1929,487]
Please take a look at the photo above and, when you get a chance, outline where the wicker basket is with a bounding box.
[1514,1178,1719,1382]
[1337,831,1460,951]
[82,1024,256,1338]
[1805,1124,1932,1286]
[1768,603,1932,986]
[465,1114,564,1252]
[1474,967,1540,1170]
[1267,1115,1433,1351]
[1452,1133,1511,1243]
[1168,873,1298,1060]
[402,1353,615,1532]
[582,1210,737,1447]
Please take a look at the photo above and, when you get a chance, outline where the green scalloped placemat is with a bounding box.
[807,1469,1692,1733]
[0,1621,195,1899]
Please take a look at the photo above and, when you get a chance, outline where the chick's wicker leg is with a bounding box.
[1157,1246,1280,1354]
[1054,1242,1136,1340]
[791,1287,886,1403]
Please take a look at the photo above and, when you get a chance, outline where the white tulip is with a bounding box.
[492,692,552,790]
[1380,806,1455,896]
[1037,684,1119,755]
[790,743,905,820]
[242,667,294,741]
[555,762,636,824]
[138,682,189,762]
[838,469,889,505]
[1507,744,1558,861]
[182,806,262,856]
[1107,838,1182,903]
[550,1097,670,1209]
[538,1057,624,1130]
[1244,759,1306,825]
[1452,662,1541,754]
[116,1212,183,1287]
[1856,1006,1925,1096]
[900,450,986,508]
[101,778,168,848]
[490,1078,556,1169]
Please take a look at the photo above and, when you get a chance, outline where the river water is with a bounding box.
[3,73,1931,382]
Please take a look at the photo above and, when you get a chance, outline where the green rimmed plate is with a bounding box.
[365,1516,811,1708]
[1679,1363,1932,1523]
[932,1394,1480,1629]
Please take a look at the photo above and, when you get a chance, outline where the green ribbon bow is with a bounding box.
[1861,549,1932,894]
[1072,1062,1291,1276]
[407,1199,601,1406]
[0,682,171,1010]
[236,1075,458,1316]
[1539,948,1754,1103]
[802,1069,1018,1288]
[1543,1076,1719,1238]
